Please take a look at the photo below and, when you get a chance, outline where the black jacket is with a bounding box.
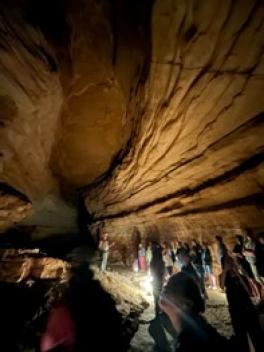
[175,315,234,352]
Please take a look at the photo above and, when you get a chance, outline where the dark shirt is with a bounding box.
[181,263,200,288]
[202,248,212,266]
[175,315,232,352]
[232,243,251,275]
[191,244,203,266]
[217,242,227,264]
[150,244,165,277]
[224,271,252,314]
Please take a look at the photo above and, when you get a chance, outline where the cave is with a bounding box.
[0,0,264,351]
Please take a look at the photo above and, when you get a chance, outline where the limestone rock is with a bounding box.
[0,0,263,241]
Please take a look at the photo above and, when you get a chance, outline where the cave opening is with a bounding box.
[0,0,264,351]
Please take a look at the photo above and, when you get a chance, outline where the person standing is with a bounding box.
[150,241,165,316]
[202,242,217,289]
[215,236,228,269]
[243,230,261,284]
[232,235,260,299]
[220,256,263,352]
[159,273,233,352]
[191,240,207,298]
[98,233,114,272]
[146,244,152,273]
[162,242,174,277]
[138,242,146,272]
[255,234,264,283]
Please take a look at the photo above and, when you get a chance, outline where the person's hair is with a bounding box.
[163,273,205,314]
[235,235,243,244]
[215,235,222,242]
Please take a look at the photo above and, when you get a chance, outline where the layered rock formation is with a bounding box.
[86,0,264,243]
[0,0,263,243]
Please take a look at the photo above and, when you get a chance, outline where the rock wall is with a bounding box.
[0,0,152,236]
[0,0,263,243]
[85,0,264,243]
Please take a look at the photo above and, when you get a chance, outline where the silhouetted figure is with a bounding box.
[159,273,233,352]
[232,235,260,298]
[41,264,126,352]
[215,236,227,269]
[146,244,152,273]
[255,233,264,280]
[243,230,261,284]
[98,233,114,272]
[162,242,174,277]
[138,242,146,271]
[150,241,165,315]
[180,253,202,294]
[220,256,263,352]
[202,242,217,289]
[182,243,190,255]
[190,239,206,296]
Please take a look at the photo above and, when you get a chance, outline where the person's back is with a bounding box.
[175,314,232,352]
[159,273,233,352]
[41,264,126,352]
[216,236,227,268]
[191,242,203,266]
[181,261,200,289]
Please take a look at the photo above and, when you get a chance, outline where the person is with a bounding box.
[98,233,114,272]
[175,241,184,269]
[159,273,233,352]
[146,244,152,273]
[162,242,174,277]
[138,242,146,271]
[232,235,260,299]
[150,241,165,315]
[220,256,263,352]
[243,229,261,284]
[182,242,190,255]
[215,236,227,269]
[202,242,217,289]
[180,253,201,292]
[190,240,204,280]
[41,263,126,352]
[255,233,264,282]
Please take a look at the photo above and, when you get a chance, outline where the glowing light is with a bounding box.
[142,274,153,293]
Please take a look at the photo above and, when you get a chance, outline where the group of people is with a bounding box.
[147,232,264,352]
[38,230,264,352]
[136,239,217,296]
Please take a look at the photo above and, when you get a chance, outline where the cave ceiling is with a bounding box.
[0,0,263,239]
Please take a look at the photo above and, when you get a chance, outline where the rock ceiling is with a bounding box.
[0,0,263,239]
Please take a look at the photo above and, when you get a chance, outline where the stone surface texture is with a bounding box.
[0,0,263,242]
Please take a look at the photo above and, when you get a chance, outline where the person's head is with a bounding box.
[138,243,143,249]
[191,239,196,246]
[181,253,191,266]
[244,228,253,241]
[102,233,108,240]
[159,272,205,332]
[215,235,222,243]
[235,235,243,245]
[201,242,207,249]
